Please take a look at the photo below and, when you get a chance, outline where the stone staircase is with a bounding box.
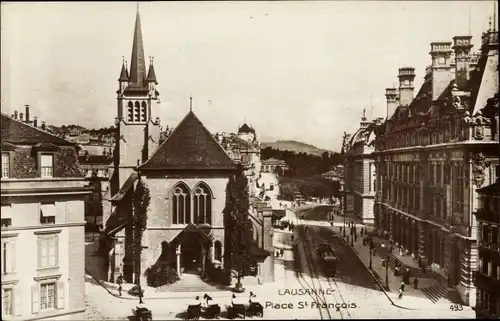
[373,244,430,278]
[155,273,225,293]
[420,284,449,304]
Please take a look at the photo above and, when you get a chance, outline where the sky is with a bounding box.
[0,1,495,151]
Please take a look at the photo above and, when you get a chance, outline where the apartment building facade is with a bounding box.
[372,29,499,306]
[474,181,500,319]
[1,113,92,320]
[344,110,379,224]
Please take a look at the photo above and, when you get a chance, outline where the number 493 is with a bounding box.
[450,304,463,311]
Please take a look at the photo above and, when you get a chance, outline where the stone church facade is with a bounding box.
[103,8,272,287]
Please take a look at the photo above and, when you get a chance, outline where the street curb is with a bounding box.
[337,234,418,311]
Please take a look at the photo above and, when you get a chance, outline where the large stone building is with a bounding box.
[1,113,91,320]
[344,110,379,224]
[103,8,272,286]
[372,28,499,306]
[215,124,262,197]
[474,181,499,319]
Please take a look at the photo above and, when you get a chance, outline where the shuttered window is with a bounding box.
[1,240,16,274]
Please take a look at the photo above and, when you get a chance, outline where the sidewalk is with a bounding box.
[328,214,472,313]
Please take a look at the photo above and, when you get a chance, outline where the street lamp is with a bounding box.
[369,237,373,270]
[385,244,393,290]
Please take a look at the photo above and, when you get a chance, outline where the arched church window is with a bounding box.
[172,183,191,224]
[134,101,140,122]
[193,183,212,224]
[127,102,134,122]
[141,101,147,122]
[214,241,222,262]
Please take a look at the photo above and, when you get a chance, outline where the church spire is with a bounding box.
[119,57,129,81]
[147,56,157,83]
[129,4,147,87]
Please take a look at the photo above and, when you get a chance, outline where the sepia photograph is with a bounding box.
[1,1,499,320]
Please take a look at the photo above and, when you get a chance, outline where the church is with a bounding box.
[102,8,273,287]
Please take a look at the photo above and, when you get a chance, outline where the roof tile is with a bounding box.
[139,111,237,170]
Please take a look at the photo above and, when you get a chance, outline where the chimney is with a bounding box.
[33,117,38,128]
[452,36,473,89]
[19,112,24,121]
[41,121,46,130]
[385,87,398,118]
[429,42,453,101]
[14,110,18,119]
[398,67,416,106]
[25,104,30,123]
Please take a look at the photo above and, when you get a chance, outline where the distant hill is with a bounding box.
[261,140,333,156]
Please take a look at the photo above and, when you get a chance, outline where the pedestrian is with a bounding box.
[400,281,405,292]
[280,249,284,257]
[381,259,386,267]
[360,227,364,237]
[116,274,123,297]
[354,234,358,242]
[204,293,213,306]
[399,247,403,256]
[413,277,419,289]
[394,266,400,276]
[398,288,403,299]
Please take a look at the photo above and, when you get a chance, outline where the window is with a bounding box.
[1,239,15,274]
[40,282,56,310]
[134,102,140,122]
[38,235,59,269]
[140,101,147,122]
[214,241,222,262]
[127,102,133,122]
[40,154,53,178]
[3,287,13,316]
[1,204,12,227]
[40,203,56,225]
[1,153,9,178]
[172,183,191,224]
[193,184,212,225]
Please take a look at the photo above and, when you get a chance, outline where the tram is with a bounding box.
[316,243,338,277]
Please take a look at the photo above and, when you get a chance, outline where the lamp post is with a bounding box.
[369,237,373,270]
[385,244,393,290]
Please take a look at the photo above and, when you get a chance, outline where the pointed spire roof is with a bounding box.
[139,111,237,171]
[128,6,147,87]
[119,60,129,81]
[147,57,157,83]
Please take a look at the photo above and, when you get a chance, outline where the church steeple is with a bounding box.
[129,5,147,87]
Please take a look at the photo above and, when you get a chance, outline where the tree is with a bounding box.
[132,178,151,287]
[222,164,252,291]
[274,166,283,177]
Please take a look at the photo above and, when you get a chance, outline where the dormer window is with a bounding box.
[40,154,54,178]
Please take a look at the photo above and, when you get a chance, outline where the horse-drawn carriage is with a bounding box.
[132,305,153,321]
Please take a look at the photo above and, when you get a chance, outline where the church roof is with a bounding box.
[238,123,255,134]
[139,111,237,171]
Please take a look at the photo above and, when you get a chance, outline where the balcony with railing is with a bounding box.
[475,208,499,224]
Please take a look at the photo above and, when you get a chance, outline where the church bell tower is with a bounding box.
[114,6,161,187]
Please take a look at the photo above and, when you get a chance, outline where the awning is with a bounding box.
[110,173,138,202]
[250,242,270,258]
[1,205,12,219]
[41,203,56,217]
[477,182,500,197]
[272,210,286,218]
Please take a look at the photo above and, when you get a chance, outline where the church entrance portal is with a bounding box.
[181,235,203,274]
